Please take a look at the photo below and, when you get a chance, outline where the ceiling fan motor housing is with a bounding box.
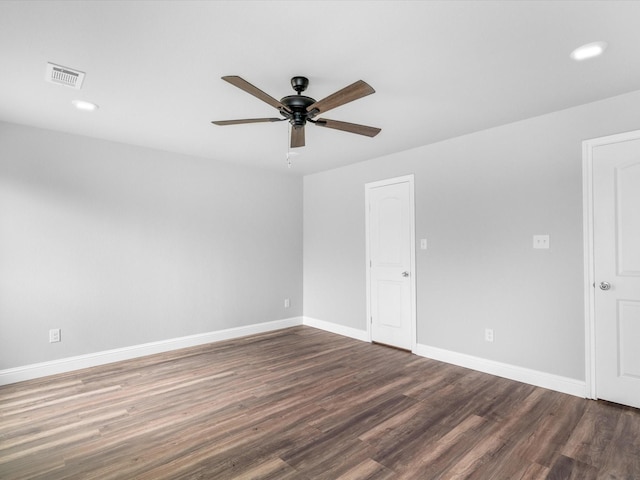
[279,76,317,127]
[280,94,316,127]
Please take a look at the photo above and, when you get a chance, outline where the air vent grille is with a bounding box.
[45,62,85,89]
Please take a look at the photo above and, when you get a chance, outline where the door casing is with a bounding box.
[365,174,417,352]
[582,129,640,400]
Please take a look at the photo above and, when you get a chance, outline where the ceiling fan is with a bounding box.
[212,76,381,148]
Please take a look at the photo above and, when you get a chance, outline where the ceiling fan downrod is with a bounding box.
[290,76,309,94]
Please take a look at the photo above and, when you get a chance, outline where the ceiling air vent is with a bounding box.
[45,62,85,89]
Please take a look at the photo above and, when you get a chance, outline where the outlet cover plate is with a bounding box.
[485,328,494,342]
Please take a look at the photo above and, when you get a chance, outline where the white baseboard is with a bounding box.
[0,317,303,386]
[303,316,369,342]
[2,317,587,399]
[414,343,587,398]
[298,318,586,398]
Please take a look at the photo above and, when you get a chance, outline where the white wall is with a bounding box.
[303,90,640,382]
[4,89,640,383]
[0,122,303,369]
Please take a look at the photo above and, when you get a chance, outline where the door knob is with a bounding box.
[599,281,611,290]
[402,271,409,277]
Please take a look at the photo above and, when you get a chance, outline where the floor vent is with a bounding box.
[45,62,85,89]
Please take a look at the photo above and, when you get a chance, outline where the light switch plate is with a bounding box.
[420,239,427,250]
[533,235,550,249]
[49,328,61,343]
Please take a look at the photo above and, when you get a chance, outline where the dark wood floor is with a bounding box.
[1,327,639,479]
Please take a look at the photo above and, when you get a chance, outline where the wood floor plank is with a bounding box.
[2,326,640,479]
[516,462,550,480]
[560,398,624,470]
[335,458,395,480]
[546,454,599,480]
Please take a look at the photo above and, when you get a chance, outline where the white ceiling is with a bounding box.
[1,1,639,176]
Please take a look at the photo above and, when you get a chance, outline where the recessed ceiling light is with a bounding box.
[72,100,99,112]
[570,41,607,61]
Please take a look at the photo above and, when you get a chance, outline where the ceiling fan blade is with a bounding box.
[290,125,305,148]
[222,76,289,112]
[306,80,375,115]
[314,118,381,137]
[211,118,284,126]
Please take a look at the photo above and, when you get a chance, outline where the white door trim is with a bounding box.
[582,129,640,400]
[365,174,417,352]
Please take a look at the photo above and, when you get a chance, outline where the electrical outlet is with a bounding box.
[485,328,494,343]
[49,328,61,343]
[284,298,290,308]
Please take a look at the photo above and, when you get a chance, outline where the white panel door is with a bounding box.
[367,178,414,350]
[593,137,640,409]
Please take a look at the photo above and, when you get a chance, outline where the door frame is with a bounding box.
[582,129,640,400]
[364,174,417,352]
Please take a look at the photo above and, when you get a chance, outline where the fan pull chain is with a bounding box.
[286,123,293,168]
